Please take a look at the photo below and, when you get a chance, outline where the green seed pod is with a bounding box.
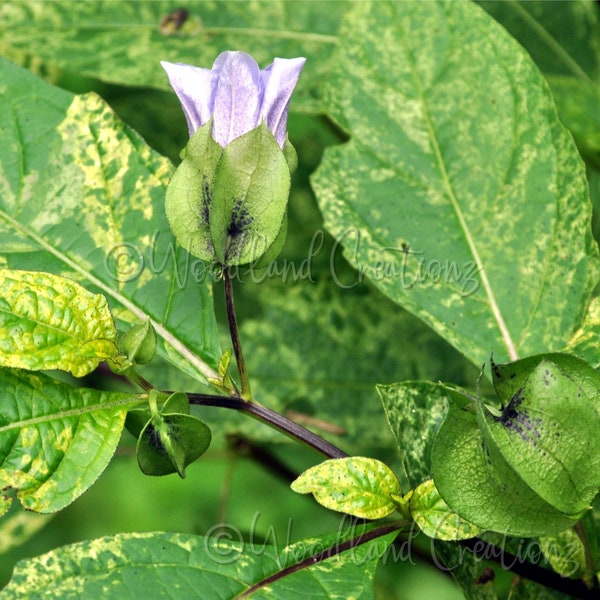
[432,353,600,536]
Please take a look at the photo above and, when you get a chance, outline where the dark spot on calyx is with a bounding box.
[225,199,254,260]
[491,357,501,379]
[200,176,211,224]
[228,199,253,236]
[495,389,542,443]
[148,425,167,455]
[541,367,558,388]
[197,176,215,255]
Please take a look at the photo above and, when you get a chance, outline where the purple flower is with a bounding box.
[161,51,306,149]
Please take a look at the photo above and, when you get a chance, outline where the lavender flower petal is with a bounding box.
[162,51,305,148]
[160,61,216,136]
[260,57,306,148]
[211,51,262,147]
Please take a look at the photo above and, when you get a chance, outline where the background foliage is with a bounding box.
[0,1,599,598]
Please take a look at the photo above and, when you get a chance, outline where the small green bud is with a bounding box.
[119,319,157,365]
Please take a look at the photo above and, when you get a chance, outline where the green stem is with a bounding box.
[223,268,252,399]
[187,393,348,459]
[575,521,598,589]
[126,369,154,392]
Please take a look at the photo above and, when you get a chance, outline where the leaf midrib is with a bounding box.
[398,5,519,361]
[0,396,143,434]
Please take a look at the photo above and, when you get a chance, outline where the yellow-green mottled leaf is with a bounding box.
[0,495,11,520]
[0,57,221,384]
[565,295,600,368]
[0,269,118,377]
[409,479,481,541]
[1,526,399,599]
[0,369,142,513]
[291,457,400,520]
[378,381,450,491]
[0,507,53,554]
[312,0,599,368]
[539,529,586,579]
[477,1,600,164]
[0,0,347,115]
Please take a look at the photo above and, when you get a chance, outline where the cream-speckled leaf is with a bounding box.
[409,480,481,541]
[0,57,220,383]
[539,528,586,579]
[312,0,599,367]
[378,381,449,490]
[566,296,600,367]
[0,269,118,377]
[1,526,399,599]
[291,457,400,519]
[478,1,600,162]
[0,0,346,115]
[0,508,53,554]
[0,369,142,513]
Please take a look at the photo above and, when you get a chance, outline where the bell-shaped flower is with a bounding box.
[161,51,306,148]
[162,51,304,268]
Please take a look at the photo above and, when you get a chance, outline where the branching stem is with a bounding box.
[187,392,347,459]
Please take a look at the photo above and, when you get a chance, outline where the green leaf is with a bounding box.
[378,381,450,490]
[0,506,53,554]
[432,354,600,536]
[429,543,499,600]
[0,369,141,513]
[0,57,221,383]
[565,295,600,367]
[291,457,401,519]
[546,76,600,161]
[476,1,600,167]
[1,526,399,599]
[0,269,118,377]
[479,0,600,80]
[539,528,586,579]
[408,479,481,541]
[311,0,599,367]
[0,0,347,114]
